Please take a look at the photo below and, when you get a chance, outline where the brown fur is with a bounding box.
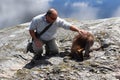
[70,32,94,61]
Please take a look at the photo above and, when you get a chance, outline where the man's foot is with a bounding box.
[23,60,35,69]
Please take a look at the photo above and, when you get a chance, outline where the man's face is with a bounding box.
[46,14,57,23]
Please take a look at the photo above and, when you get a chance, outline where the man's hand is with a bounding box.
[70,25,88,36]
[29,30,43,48]
[34,39,43,48]
[78,29,88,36]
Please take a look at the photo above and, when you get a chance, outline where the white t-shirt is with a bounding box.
[29,13,71,41]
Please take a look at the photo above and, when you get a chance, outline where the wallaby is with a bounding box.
[70,32,94,61]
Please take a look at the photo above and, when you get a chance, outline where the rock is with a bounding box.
[0,18,120,80]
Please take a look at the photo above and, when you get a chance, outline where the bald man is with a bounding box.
[29,8,87,60]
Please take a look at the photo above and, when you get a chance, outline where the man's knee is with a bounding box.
[46,39,59,54]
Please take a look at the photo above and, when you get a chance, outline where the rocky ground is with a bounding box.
[0,18,120,80]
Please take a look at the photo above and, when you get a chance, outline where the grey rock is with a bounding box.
[0,18,120,80]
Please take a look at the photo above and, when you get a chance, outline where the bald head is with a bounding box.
[46,8,58,17]
[46,8,58,23]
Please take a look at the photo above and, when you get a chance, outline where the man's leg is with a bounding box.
[32,41,43,60]
[45,39,59,56]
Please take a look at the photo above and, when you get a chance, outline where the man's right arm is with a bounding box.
[29,30,43,48]
[29,17,39,41]
[29,30,38,41]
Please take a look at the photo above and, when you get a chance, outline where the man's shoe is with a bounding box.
[24,60,35,69]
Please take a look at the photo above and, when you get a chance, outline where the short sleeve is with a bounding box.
[57,18,71,30]
[29,18,37,30]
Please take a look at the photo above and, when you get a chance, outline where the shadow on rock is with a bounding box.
[23,56,52,69]
[59,51,90,62]
[59,51,70,57]
[115,74,120,80]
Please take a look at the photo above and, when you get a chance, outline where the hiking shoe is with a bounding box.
[23,60,35,69]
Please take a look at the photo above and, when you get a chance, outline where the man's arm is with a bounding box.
[29,30,43,48]
[29,30,38,40]
[70,25,87,35]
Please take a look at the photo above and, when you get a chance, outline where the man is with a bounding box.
[29,8,87,60]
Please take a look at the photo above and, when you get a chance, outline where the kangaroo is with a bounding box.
[70,32,94,61]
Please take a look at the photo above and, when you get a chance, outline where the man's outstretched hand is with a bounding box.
[78,29,88,36]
